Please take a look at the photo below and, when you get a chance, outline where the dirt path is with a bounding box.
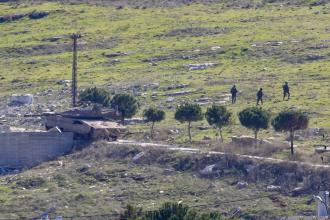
[111,140,330,169]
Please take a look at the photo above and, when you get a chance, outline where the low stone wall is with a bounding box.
[0,132,74,168]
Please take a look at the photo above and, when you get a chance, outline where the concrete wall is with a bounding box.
[0,132,73,168]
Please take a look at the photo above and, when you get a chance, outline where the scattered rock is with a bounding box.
[103,52,127,58]
[9,94,34,106]
[200,164,223,177]
[132,152,145,163]
[165,90,193,96]
[131,173,145,181]
[292,187,305,197]
[211,46,222,51]
[56,80,71,85]
[28,11,49,19]
[0,13,26,23]
[167,83,189,90]
[236,181,249,189]
[163,168,175,175]
[266,185,281,192]
[305,54,326,61]
[124,117,145,125]
[184,63,218,70]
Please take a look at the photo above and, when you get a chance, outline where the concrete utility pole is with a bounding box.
[71,33,81,107]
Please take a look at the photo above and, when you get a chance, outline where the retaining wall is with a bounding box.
[0,132,74,168]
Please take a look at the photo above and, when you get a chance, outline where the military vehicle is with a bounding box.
[27,105,127,141]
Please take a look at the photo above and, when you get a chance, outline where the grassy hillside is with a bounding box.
[0,143,315,219]
[1,0,330,157]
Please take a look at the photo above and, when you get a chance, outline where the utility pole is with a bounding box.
[71,33,81,107]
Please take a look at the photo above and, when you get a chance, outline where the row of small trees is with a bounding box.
[144,104,309,156]
[80,87,309,155]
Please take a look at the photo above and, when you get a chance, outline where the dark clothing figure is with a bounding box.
[230,85,238,104]
[283,82,290,100]
[257,88,263,105]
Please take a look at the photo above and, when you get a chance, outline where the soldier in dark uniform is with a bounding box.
[257,88,263,105]
[230,85,238,104]
[283,82,290,101]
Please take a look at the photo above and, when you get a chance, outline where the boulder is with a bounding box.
[184,63,218,70]
[165,90,193,96]
[132,152,145,163]
[266,185,281,192]
[124,117,145,125]
[9,94,34,106]
[200,164,222,177]
[28,11,49,19]
[236,181,249,189]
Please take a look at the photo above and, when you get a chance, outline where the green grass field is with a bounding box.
[1,0,330,159]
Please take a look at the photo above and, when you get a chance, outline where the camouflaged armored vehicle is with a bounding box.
[43,105,127,141]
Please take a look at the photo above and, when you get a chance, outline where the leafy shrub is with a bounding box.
[79,87,111,107]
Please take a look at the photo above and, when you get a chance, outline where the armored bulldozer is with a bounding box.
[42,105,127,141]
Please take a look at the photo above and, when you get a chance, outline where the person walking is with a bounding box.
[257,88,263,105]
[283,82,290,101]
[230,85,238,104]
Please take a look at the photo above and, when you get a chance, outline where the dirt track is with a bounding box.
[111,139,330,169]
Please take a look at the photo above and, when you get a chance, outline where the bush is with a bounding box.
[120,202,223,220]
[79,87,111,107]
[111,93,138,122]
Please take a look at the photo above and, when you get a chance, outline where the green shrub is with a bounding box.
[79,87,111,107]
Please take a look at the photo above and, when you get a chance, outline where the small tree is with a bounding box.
[143,107,165,139]
[205,105,232,142]
[238,107,270,146]
[272,110,309,155]
[175,103,203,143]
[111,93,138,123]
[79,87,111,107]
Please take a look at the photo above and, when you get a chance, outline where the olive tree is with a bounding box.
[175,103,203,143]
[238,107,270,146]
[205,105,232,142]
[111,93,138,123]
[79,87,111,107]
[143,107,165,139]
[272,110,309,155]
